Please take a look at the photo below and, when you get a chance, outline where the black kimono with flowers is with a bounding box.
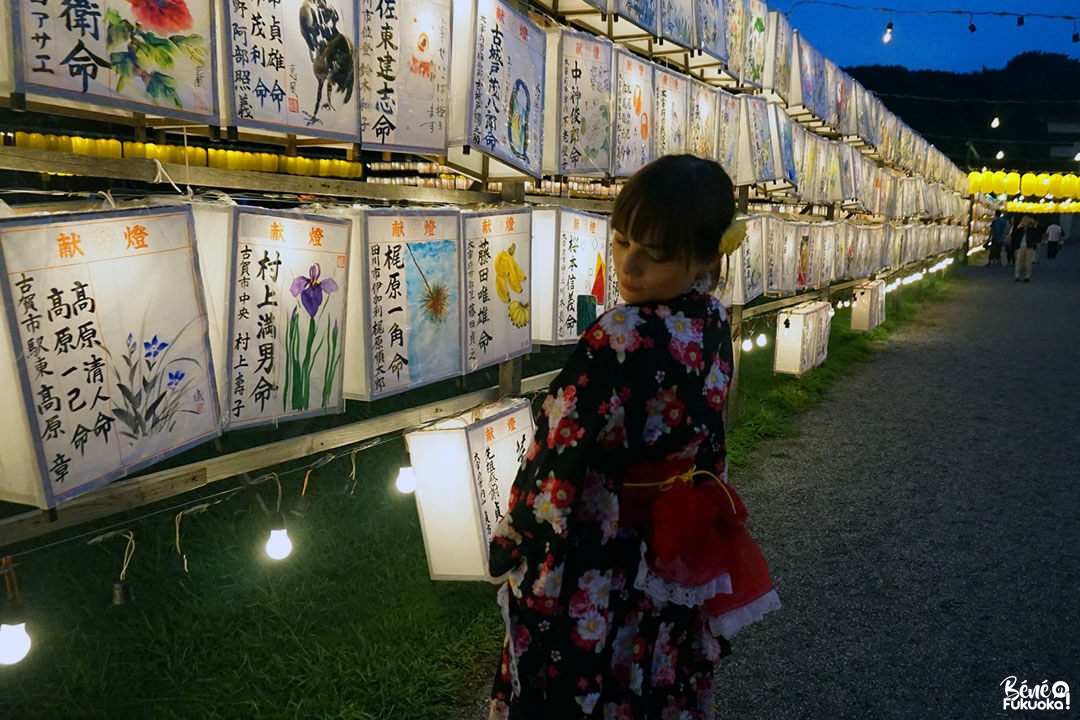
[488,289,736,720]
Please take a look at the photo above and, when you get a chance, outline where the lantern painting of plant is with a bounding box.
[111,321,205,444]
[284,263,341,411]
[105,0,206,109]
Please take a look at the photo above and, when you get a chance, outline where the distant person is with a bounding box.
[1004,215,1017,266]
[987,211,1009,266]
[1011,215,1040,282]
[1044,220,1064,260]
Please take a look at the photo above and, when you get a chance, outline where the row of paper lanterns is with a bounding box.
[1007,201,1080,215]
[967,170,1080,200]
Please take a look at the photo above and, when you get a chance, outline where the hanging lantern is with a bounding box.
[404,398,535,580]
[1020,172,1037,196]
[992,171,1007,195]
[850,279,887,332]
[979,170,995,195]
[1061,174,1078,199]
[967,170,982,195]
[1048,174,1064,198]
[1005,172,1021,196]
[1034,173,1050,197]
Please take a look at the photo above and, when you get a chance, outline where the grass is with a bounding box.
[0,267,958,720]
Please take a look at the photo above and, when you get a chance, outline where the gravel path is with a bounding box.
[716,247,1080,719]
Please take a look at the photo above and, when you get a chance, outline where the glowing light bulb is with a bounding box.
[396,466,417,494]
[990,116,1000,129]
[755,333,767,348]
[265,528,292,561]
[882,22,893,43]
[995,150,1004,160]
[0,623,31,665]
[741,338,753,352]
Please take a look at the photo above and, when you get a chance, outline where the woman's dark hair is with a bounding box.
[611,154,736,264]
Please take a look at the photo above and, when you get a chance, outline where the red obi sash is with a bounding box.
[620,458,779,636]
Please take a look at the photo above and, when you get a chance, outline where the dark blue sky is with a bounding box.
[769,0,1080,72]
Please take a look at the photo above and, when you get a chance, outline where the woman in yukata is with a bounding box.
[488,154,780,720]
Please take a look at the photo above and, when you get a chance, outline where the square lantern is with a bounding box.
[225,208,351,428]
[613,48,655,178]
[765,216,799,294]
[688,79,719,160]
[739,0,769,89]
[764,103,798,192]
[359,0,452,154]
[660,0,696,49]
[448,0,546,180]
[405,397,534,580]
[5,0,219,124]
[693,0,729,78]
[715,86,742,178]
[460,207,533,373]
[223,0,358,140]
[542,28,615,178]
[774,300,831,376]
[531,207,611,344]
[654,65,689,158]
[714,214,766,307]
[0,207,221,508]
[851,279,886,332]
[761,9,794,104]
[730,94,776,187]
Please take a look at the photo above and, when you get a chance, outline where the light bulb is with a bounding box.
[782,327,790,337]
[0,623,31,665]
[265,528,292,560]
[755,333,767,347]
[395,466,417,494]
[741,338,753,352]
[882,22,892,43]
[995,150,1004,160]
[990,116,1000,129]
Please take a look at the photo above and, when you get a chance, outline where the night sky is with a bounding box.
[768,0,1080,72]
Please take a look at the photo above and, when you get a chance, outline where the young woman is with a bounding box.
[488,155,779,720]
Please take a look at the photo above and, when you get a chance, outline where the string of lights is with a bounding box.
[784,2,1078,23]
[783,2,1080,42]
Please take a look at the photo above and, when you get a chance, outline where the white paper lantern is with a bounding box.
[404,398,534,580]
[7,0,217,123]
[447,0,546,179]
[460,207,533,372]
[851,279,886,332]
[0,207,220,508]
[774,300,831,376]
[761,9,794,104]
[224,0,358,139]
[714,214,766,307]
[654,65,689,158]
[359,0,452,154]
[226,208,351,428]
[531,207,611,344]
[348,207,463,400]
[688,79,719,160]
[541,28,615,178]
[613,48,655,178]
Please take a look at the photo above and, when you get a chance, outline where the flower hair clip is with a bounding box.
[719,218,747,257]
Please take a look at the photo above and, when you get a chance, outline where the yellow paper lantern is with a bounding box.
[967,171,982,195]
[991,171,1007,195]
[979,170,995,195]
[1062,174,1078,199]
[1048,174,1064,197]
[1034,173,1050,197]
[1020,172,1037,196]
[1004,172,1021,196]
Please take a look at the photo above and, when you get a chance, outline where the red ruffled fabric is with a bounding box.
[621,459,776,623]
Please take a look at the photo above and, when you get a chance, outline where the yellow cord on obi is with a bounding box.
[624,468,737,514]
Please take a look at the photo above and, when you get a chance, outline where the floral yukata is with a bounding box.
[488,289,780,720]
